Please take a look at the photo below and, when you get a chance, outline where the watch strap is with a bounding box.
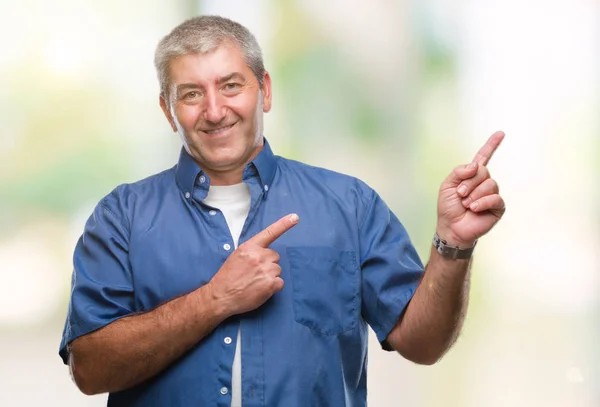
[433,233,476,259]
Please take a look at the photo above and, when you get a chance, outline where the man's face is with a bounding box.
[160,42,272,184]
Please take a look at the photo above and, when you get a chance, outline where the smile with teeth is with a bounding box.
[203,122,236,134]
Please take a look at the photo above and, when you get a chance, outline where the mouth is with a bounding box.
[201,121,237,136]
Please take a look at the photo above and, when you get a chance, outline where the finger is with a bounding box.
[272,276,284,293]
[469,194,506,217]
[461,178,499,207]
[456,165,490,198]
[472,131,505,166]
[441,162,479,189]
[264,248,280,264]
[270,263,282,278]
[250,213,299,248]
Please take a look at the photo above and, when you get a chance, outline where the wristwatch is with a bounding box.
[432,233,476,259]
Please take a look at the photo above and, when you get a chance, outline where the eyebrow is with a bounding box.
[216,72,246,84]
[176,83,201,94]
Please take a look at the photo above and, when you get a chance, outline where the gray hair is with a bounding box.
[154,15,265,105]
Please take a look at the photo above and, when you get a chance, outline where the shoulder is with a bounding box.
[276,156,374,196]
[96,166,177,228]
[275,156,376,217]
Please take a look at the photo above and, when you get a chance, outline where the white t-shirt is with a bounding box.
[203,183,251,407]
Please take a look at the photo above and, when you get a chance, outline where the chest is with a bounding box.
[127,191,361,317]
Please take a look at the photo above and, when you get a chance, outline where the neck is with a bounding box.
[202,143,264,186]
[206,168,246,186]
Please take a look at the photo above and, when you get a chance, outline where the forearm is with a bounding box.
[387,132,504,364]
[388,245,471,364]
[69,284,227,395]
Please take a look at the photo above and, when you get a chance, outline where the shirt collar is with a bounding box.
[248,138,277,189]
[175,138,277,195]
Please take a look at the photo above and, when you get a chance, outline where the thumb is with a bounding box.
[442,162,479,189]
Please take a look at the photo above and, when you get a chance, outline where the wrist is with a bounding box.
[432,231,477,260]
[197,282,232,321]
[434,228,476,249]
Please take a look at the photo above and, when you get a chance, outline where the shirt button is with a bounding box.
[199,175,206,184]
[224,337,232,345]
[223,243,231,251]
[184,192,191,199]
[209,210,217,216]
[264,184,269,191]
[220,387,228,395]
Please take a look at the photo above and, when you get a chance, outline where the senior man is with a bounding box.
[59,15,505,407]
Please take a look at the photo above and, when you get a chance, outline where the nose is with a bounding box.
[203,89,226,124]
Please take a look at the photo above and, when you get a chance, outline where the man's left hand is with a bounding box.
[435,131,506,248]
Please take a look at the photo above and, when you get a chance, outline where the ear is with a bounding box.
[261,71,272,113]
[159,95,178,132]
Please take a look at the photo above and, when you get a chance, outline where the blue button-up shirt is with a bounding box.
[60,140,424,406]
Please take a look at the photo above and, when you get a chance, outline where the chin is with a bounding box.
[191,139,258,168]
[205,150,246,168]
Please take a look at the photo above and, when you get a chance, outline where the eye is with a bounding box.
[184,91,199,99]
[223,83,241,92]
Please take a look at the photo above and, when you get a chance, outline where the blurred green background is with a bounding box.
[0,0,598,405]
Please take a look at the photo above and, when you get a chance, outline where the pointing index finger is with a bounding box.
[250,213,299,248]
[472,131,505,166]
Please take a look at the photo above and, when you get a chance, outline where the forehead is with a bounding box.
[168,43,252,85]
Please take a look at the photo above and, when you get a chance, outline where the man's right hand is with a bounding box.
[206,213,299,317]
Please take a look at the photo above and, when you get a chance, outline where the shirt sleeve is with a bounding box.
[359,187,424,351]
[59,189,134,364]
